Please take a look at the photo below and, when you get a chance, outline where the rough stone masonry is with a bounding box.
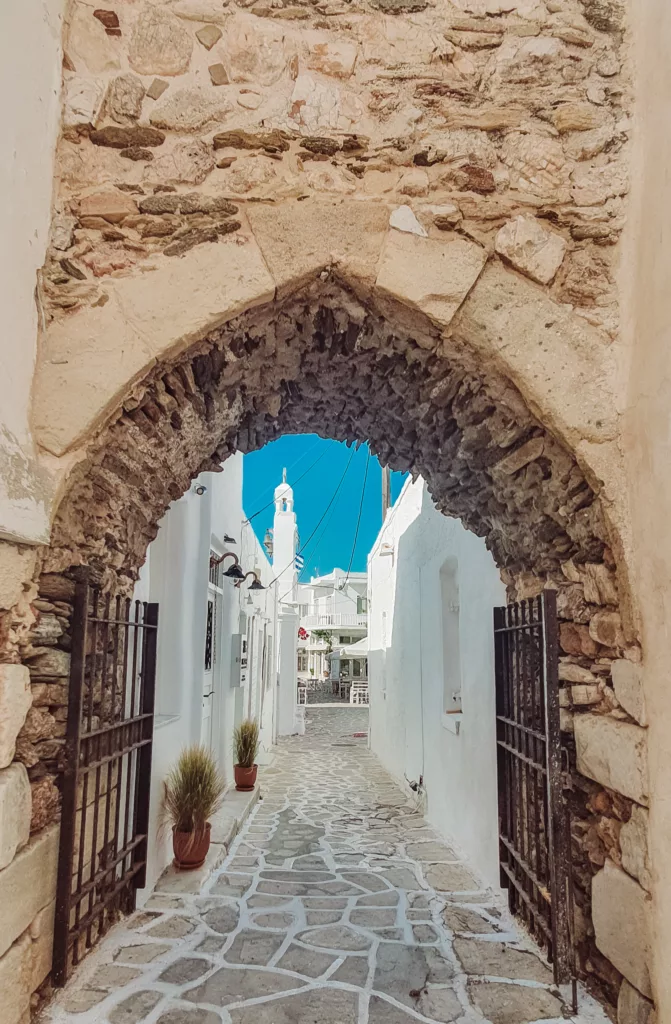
[44,0,627,338]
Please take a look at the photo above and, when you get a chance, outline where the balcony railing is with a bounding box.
[301,613,368,628]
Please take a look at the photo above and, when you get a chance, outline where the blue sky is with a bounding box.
[243,435,407,581]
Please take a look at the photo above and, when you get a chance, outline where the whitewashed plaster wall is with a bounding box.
[368,478,505,887]
[0,0,64,543]
[239,516,278,759]
[133,453,275,898]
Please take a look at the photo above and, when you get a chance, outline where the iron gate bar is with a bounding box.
[132,600,158,890]
[496,716,547,742]
[493,590,575,993]
[52,578,159,986]
[53,579,88,988]
[542,589,573,984]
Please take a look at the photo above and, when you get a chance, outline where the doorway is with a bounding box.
[202,551,224,749]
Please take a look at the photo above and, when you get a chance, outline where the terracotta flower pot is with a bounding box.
[172,822,211,870]
[234,764,258,791]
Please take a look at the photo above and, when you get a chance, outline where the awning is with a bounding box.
[338,637,369,657]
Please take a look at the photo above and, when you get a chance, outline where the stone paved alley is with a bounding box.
[44,709,607,1024]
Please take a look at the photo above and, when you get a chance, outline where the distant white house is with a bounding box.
[262,472,370,704]
[367,476,505,887]
[296,570,369,691]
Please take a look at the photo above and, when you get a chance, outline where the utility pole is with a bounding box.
[381,465,391,522]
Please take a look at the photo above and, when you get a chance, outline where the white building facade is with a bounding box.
[297,570,368,691]
[133,453,277,896]
[367,477,505,887]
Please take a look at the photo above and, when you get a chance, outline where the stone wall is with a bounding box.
[0,568,69,1024]
[43,0,628,342]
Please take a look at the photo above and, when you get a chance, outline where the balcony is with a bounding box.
[301,613,368,629]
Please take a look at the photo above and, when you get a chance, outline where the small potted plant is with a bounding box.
[234,719,260,791]
[164,745,225,870]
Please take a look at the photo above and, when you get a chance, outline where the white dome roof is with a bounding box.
[274,469,294,510]
[274,481,293,499]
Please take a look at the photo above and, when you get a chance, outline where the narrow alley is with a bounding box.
[44,709,606,1024]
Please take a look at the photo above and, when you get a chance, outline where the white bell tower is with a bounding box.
[272,468,298,608]
[272,469,300,735]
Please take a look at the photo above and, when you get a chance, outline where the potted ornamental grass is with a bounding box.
[164,745,225,870]
[234,719,260,791]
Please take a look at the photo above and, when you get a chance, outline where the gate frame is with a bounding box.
[52,577,158,986]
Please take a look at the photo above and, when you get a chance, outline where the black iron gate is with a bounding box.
[53,580,159,985]
[493,591,575,994]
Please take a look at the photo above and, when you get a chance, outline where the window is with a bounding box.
[340,635,352,645]
[299,604,309,617]
[204,599,214,671]
[357,596,368,614]
[266,638,274,689]
[440,558,462,713]
[352,659,362,678]
[297,653,308,672]
[206,549,223,671]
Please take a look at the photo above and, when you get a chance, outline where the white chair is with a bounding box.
[350,684,369,706]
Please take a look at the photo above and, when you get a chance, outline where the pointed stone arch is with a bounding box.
[28,203,643,1007]
[34,201,626,587]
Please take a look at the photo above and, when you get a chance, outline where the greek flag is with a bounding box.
[295,553,304,572]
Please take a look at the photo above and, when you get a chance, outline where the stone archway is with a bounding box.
[1,0,653,1016]
[27,209,644,1009]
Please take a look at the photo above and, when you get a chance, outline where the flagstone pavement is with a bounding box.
[44,708,607,1024]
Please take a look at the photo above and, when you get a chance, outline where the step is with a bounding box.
[154,785,259,894]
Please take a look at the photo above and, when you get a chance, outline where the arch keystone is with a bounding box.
[246,199,390,299]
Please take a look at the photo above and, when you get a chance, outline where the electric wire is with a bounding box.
[267,444,357,589]
[242,435,323,516]
[297,455,355,582]
[343,448,370,588]
[244,439,335,525]
[285,446,356,585]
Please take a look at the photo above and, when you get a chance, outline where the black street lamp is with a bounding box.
[210,551,245,580]
[235,571,266,591]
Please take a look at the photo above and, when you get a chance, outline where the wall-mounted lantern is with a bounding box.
[235,571,266,591]
[210,551,245,581]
